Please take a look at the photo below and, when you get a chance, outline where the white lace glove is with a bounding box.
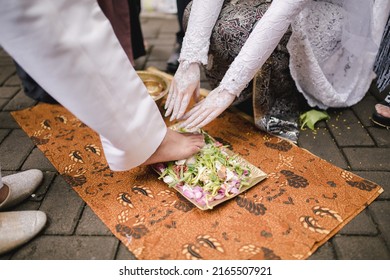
[165,0,224,121]
[179,86,236,129]
[177,0,309,128]
[164,61,201,120]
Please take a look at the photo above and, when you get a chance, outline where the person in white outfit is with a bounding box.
[165,0,390,140]
[0,0,205,254]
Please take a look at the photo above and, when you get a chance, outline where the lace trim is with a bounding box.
[219,0,310,97]
[287,0,389,108]
[179,0,224,65]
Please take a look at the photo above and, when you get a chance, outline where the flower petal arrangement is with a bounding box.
[152,129,267,210]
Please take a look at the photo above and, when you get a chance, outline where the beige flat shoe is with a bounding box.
[0,210,47,255]
[0,169,43,210]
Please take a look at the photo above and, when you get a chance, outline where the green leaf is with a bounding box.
[299,109,330,130]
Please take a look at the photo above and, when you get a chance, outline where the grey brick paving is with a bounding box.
[12,200,41,211]
[343,147,390,171]
[297,127,348,169]
[2,90,37,111]
[0,66,15,85]
[159,17,180,33]
[367,127,390,147]
[21,147,57,171]
[141,21,161,39]
[0,98,8,110]
[327,109,375,147]
[148,37,176,47]
[0,86,19,98]
[369,201,390,248]
[39,176,85,235]
[10,236,119,260]
[338,209,378,235]
[0,56,14,67]
[115,243,137,260]
[76,205,113,236]
[354,171,390,200]
[0,15,389,261]
[333,236,390,260]
[3,74,21,86]
[148,45,175,61]
[0,128,10,143]
[0,111,20,128]
[307,242,336,260]
[0,129,35,170]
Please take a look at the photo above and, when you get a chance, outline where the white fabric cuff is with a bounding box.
[100,123,166,171]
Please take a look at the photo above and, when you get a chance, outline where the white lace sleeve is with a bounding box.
[179,0,224,65]
[287,0,390,109]
[220,0,310,97]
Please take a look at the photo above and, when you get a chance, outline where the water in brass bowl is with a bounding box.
[137,71,169,105]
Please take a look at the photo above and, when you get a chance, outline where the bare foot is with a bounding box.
[375,104,390,118]
[142,129,205,165]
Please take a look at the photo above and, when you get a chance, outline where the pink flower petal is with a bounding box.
[214,193,225,200]
[194,191,203,199]
[230,187,240,194]
[196,198,206,206]
[183,189,194,199]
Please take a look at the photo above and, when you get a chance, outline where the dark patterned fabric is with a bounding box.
[374,15,390,92]
[184,0,304,143]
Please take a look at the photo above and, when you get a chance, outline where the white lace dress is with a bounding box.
[180,0,390,110]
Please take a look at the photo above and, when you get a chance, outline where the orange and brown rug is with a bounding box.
[11,103,383,260]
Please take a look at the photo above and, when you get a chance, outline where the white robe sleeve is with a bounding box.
[0,0,167,171]
[179,0,309,97]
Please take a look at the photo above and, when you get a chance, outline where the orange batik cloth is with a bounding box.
[12,103,382,260]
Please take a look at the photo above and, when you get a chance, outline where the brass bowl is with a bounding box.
[137,71,169,105]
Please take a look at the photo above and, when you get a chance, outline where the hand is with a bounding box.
[164,62,200,121]
[179,86,236,129]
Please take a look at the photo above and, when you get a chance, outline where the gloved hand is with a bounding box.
[164,62,201,121]
[179,86,236,129]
